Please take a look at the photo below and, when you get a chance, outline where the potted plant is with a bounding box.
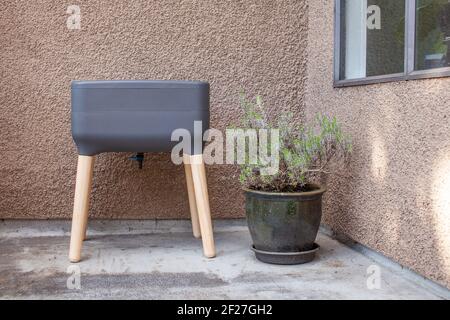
[236,94,352,264]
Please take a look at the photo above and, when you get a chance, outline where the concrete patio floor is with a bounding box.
[0,220,447,300]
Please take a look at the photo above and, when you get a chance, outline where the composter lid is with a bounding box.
[72,80,209,89]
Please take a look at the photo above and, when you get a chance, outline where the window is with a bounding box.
[334,0,450,86]
[415,0,450,70]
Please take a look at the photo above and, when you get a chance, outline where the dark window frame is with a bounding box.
[334,0,450,87]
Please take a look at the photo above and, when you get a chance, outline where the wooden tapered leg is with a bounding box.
[189,154,215,258]
[69,155,95,263]
[183,154,201,239]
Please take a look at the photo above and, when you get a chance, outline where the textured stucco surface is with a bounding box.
[305,0,450,289]
[0,1,307,219]
[2,0,448,290]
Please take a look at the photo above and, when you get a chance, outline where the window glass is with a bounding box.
[415,0,450,70]
[340,0,405,80]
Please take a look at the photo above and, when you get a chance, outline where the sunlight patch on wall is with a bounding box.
[369,127,388,183]
[431,150,450,274]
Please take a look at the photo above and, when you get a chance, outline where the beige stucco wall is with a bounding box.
[0,1,307,219]
[305,0,450,288]
[2,0,448,289]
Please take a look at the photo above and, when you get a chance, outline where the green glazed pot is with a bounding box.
[244,185,326,265]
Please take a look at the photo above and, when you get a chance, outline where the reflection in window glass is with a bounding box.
[415,0,450,70]
[340,0,405,80]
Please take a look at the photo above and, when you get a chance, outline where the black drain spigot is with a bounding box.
[130,153,144,169]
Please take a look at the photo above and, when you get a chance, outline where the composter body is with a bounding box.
[71,80,209,156]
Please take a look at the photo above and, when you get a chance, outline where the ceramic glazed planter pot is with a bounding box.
[244,185,326,265]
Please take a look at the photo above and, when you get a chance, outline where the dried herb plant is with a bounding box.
[237,93,352,192]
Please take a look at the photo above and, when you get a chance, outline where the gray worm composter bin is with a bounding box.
[68,80,216,263]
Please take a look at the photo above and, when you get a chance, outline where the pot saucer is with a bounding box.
[251,243,320,265]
